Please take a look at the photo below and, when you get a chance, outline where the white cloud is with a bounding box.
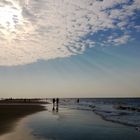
[0,0,139,66]
[113,34,130,45]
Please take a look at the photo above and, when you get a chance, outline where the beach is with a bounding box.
[0,104,46,136]
[0,98,140,140]
[0,0,139,139]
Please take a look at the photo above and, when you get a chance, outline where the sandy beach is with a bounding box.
[0,98,140,140]
[0,101,140,140]
[0,104,46,135]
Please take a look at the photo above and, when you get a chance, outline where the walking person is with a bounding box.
[56,98,59,112]
[52,98,55,111]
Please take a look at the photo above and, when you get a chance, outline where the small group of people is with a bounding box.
[52,98,59,111]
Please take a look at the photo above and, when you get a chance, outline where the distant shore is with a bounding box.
[0,104,46,136]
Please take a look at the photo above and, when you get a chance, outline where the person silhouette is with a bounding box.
[77,98,79,103]
[56,98,59,112]
[52,98,55,111]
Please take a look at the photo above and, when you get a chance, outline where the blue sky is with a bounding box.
[0,0,140,97]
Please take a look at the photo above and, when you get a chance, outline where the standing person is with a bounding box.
[52,98,55,111]
[56,98,59,112]
[77,98,79,103]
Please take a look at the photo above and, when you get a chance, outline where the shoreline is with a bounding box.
[0,104,46,136]
[94,111,137,128]
[60,101,140,129]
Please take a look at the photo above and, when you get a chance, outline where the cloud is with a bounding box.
[0,0,140,66]
[107,34,130,45]
[0,0,13,6]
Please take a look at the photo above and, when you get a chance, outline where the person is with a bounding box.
[52,98,55,110]
[77,98,79,103]
[56,98,59,106]
[56,98,59,112]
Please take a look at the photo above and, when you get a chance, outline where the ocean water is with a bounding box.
[62,98,140,106]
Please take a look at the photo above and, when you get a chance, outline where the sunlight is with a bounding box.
[0,6,22,31]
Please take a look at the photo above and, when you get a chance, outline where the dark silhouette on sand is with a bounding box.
[77,98,80,103]
[52,98,59,112]
[52,98,55,111]
[56,98,59,112]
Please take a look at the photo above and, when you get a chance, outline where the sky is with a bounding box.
[0,0,140,98]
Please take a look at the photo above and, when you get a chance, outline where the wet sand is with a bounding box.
[0,104,140,140]
[0,104,46,135]
[25,105,140,140]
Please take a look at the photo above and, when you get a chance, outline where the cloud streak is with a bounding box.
[0,0,140,66]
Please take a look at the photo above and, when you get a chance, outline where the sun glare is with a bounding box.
[0,6,22,31]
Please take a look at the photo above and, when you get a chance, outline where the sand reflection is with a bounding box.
[0,117,49,140]
[0,105,46,135]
